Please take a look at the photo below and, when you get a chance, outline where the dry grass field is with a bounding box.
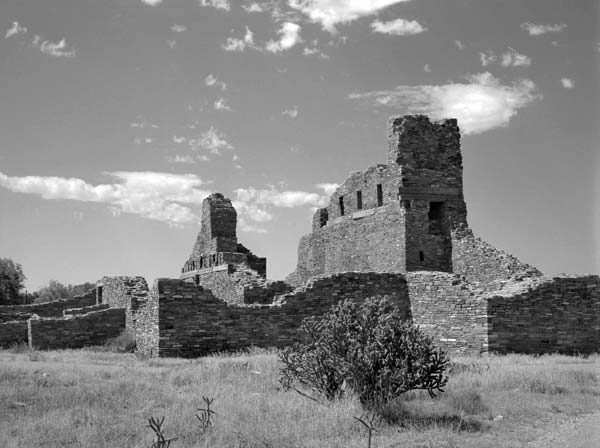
[0,346,598,448]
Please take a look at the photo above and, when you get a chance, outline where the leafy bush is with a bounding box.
[279,297,449,406]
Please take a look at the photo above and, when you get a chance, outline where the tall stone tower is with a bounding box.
[286,115,468,286]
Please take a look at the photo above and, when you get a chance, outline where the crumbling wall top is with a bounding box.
[387,115,462,173]
[192,193,238,257]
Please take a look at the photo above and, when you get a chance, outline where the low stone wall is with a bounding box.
[487,275,600,354]
[63,303,109,316]
[139,273,409,357]
[407,272,489,354]
[28,308,126,350]
[97,276,149,333]
[0,320,29,348]
[0,289,97,323]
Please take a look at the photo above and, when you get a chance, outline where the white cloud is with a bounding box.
[289,0,411,33]
[173,135,187,144]
[266,22,302,53]
[454,40,465,50]
[501,47,531,67]
[282,106,299,118]
[479,51,496,67]
[242,2,264,12]
[38,38,76,58]
[0,171,211,226]
[141,0,163,5]
[214,97,232,111]
[222,27,255,52]
[5,21,27,39]
[348,72,541,135]
[315,183,339,195]
[234,186,329,208]
[560,78,574,89]
[521,22,567,36]
[167,155,197,164]
[423,64,431,72]
[167,40,177,48]
[171,24,187,33]
[190,126,233,154]
[130,118,159,128]
[303,47,330,59]
[370,18,426,36]
[199,0,230,11]
[204,73,227,90]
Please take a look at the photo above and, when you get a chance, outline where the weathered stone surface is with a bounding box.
[28,308,125,350]
[0,320,28,348]
[0,289,97,323]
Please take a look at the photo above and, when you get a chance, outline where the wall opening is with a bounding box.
[96,285,103,304]
[429,202,444,221]
[377,184,383,206]
[194,275,200,286]
[401,199,411,209]
[356,190,363,210]
[339,196,345,216]
[419,251,424,262]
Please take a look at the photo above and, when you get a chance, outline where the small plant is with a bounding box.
[280,297,449,407]
[146,416,178,448]
[354,413,381,448]
[196,396,215,433]
[104,330,136,353]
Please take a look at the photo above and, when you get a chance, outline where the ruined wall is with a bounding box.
[28,308,126,350]
[0,289,97,323]
[192,193,238,256]
[406,272,488,354]
[63,304,109,316]
[0,320,28,348]
[97,276,149,332]
[486,275,600,354]
[134,281,159,357]
[142,273,409,358]
[452,230,541,287]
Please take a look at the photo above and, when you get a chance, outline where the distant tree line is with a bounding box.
[0,257,94,305]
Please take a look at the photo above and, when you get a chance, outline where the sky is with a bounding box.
[0,0,598,291]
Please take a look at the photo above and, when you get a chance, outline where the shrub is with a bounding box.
[104,330,136,353]
[279,297,449,407]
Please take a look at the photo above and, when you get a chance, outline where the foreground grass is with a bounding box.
[0,348,598,448]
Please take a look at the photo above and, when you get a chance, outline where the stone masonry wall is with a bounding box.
[406,272,489,354]
[142,273,410,358]
[486,275,600,354]
[0,320,29,348]
[63,303,109,316]
[0,289,97,323]
[134,280,159,356]
[28,308,126,350]
[452,229,541,287]
[97,276,149,333]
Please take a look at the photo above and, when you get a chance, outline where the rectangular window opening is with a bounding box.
[356,190,362,210]
[429,202,444,221]
[402,200,411,209]
[339,196,345,216]
[377,184,383,206]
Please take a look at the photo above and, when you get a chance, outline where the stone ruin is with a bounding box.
[1,115,598,356]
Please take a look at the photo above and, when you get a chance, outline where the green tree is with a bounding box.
[35,280,71,303]
[0,258,26,305]
[280,297,449,407]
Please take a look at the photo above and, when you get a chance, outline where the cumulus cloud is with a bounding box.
[303,47,330,59]
[521,22,567,36]
[266,22,302,53]
[214,97,232,111]
[204,73,227,90]
[501,47,531,67]
[190,126,233,154]
[242,2,264,12]
[166,155,198,164]
[38,38,76,58]
[199,0,230,11]
[5,21,27,39]
[0,171,211,226]
[289,0,411,32]
[561,78,574,89]
[171,24,187,32]
[282,106,299,118]
[222,27,255,52]
[315,183,339,195]
[141,0,163,5]
[370,18,426,36]
[348,72,541,135]
[479,51,496,67]
[454,40,465,50]
[423,64,431,72]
